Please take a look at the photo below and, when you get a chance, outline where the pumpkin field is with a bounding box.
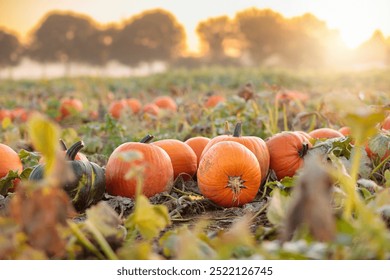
[0,67,390,260]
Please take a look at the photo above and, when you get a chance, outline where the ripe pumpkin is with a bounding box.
[30,141,106,212]
[0,143,23,179]
[142,103,160,116]
[295,131,313,142]
[153,96,177,112]
[201,122,270,184]
[338,126,351,136]
[59,97,83,119]
[125,98,142,114]
[266,131,312,180]
[108,100,128,119]
[10,108,29,122]
[152,139,197,180]
[309,128,344,139]
[184,136,210,167]
[276,90,309,102]
[105,135,174,198]
[204,95,225,108]
[382,116,390,130]
[198,141,261,207]
[0,109,11,122]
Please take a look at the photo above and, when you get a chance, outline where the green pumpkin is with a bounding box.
[29,141,106,212]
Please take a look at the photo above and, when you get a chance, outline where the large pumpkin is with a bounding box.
[0,143,23,178]
[152,139,197,180]
[29,141,106,212]
[105,135,174,198]
[198,141,261,207]
[184,136,210,167]
[266,131,312,180]
[309,128,344,139]
[153,96,177,112]
[201,122,270,184]
[59,97,83,119]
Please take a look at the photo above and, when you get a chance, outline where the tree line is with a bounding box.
[1,8,389,73]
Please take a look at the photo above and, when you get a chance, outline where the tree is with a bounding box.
[235,8,288,65]
[0,30,22,75]
[111,9,186,67]
[27,12,101,75]
[355,30,388,66]
[196,16,242,63]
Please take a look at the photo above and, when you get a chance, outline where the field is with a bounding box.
[0,67,390,260]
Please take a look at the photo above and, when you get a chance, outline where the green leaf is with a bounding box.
[18,149,41,168]
[266,189,291,227]
[125,195,170,240]
[27,114,60,178]
[368,132,390,159]
[385,170,390,188]
[85,202,123,238]
[0,170,19,196]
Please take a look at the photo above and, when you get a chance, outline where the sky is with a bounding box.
[0,0,389,52]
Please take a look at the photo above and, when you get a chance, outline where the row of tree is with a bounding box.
[1,8,390,72]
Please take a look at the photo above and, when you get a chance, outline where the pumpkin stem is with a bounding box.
[226,175,247,203]
[140,134,154,143]
[299,142,309,158]
[66,141,85,161]
[233,122,242,137]
[59,139,67,151]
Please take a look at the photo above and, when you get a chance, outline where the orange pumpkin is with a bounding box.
[198,141,261,207]
[142,103,160,116]
[338,126,351,136]
[309,128,344,139]
[382,116,390,130]
[0,109,11,122]
[125,98,142,114]
[10,108,29,122]
[295,131,313,142]
[153,96,177,112]
[105,135,174,198]
[59,97,83,119]
[184,136,210,167]
[276,90,309,102]
[266,131,312,180]
[0,143,23,179]
[108,100,128,119]
[204,95,225,108]
[201,122,270,184]
[152,139,197,180]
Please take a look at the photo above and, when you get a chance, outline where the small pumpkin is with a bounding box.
[198,141,261,207]
[10,107,29,122]
[0,143,23,179]
[382,116,390,130]
[309,128,344,139]
[105,135,173,198]
[142,103,160,116]
[201,122,270,184]
[338,126,351,136]
[59,97,83,119]
[108,100,128,119]
[125,98,142,114]
[152,139,197,180]
[0,109,11,121]
[204,95,225,108]
[153,96,177,112]
[266,131,312,180]
[184,136,210,167]
[29,141,105,212]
